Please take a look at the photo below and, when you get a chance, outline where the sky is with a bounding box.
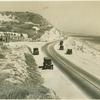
[0,1,100,35]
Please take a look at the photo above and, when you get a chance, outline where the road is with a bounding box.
[8,42,88,98]
[42,41,100,99]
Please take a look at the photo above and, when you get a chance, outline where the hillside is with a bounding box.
[40,28,64,42]
[0,11,53,40]
[0,43,58,99]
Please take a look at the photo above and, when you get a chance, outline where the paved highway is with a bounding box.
[42,42,100,99]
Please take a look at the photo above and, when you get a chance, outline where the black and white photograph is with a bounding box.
[0,0,99,99]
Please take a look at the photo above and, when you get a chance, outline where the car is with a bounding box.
[33,48,39,55]
[59,45,64,50]
[60,40,63,45]
[66,49,72,55]
[42,57,53,70]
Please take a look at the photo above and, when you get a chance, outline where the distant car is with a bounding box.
[42,57,53,70]
[59,45,64,50]
[60,40,63,45]
[66,49,72,55]
[33,48,39,55]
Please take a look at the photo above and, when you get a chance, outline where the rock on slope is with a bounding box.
[0,13,18,22]
[0,44,57,99]
[40,27,63,42]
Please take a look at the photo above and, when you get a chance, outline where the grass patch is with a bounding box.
[24,53,36,69]
[1,45,8,50]
[0,53,5,59]
[24,53,43,86]
[0,82,29,99]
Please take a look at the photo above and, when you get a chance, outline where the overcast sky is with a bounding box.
[0,1,100,35]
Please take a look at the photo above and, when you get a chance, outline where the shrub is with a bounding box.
[0,53,5,59]
[1,45,8,50]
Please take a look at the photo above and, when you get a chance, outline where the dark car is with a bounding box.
[42,57,53,70]
[59,40,64,50]
[33,48,39,55]
[66,49,72,55]
[59,45,64,50]
[60,40,63,45]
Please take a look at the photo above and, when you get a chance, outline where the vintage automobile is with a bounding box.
[33,48,39,55]
[59,40,64,50]
[42,57,53,70]
[60,40,63,45]
[66,49,72,55]
[59,45,64,50]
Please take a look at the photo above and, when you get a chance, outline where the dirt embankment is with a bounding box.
[0,43,57,99]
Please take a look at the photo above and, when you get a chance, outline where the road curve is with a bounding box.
[42,42,100,99]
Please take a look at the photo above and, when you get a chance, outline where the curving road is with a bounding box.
[42,41,100,99]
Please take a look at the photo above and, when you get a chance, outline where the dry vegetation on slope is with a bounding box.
[0,44,57,99]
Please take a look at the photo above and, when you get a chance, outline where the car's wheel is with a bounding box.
[51,65,53,70]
